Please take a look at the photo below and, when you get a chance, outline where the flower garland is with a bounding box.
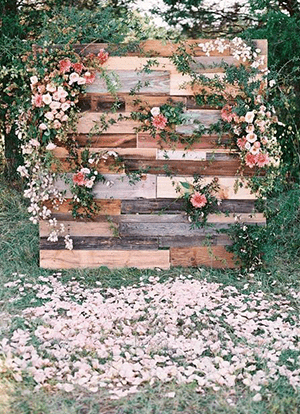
[16,47,110,249]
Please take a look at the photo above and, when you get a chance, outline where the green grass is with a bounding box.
[0,178,300,414]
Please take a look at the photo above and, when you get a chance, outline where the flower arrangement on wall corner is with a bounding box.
[9,37,282,250]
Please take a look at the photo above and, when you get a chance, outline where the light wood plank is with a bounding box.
[54,174,157,199]
[138,133,231,149]
[76,112,138,134]
[40,250,170,269]
[170,246,236,268]
[176,109,221,133]
[40,220,115,237]
[44,199,121,215]
[72,134,137,148]
[156,176,257,200]
[85,70,170,94]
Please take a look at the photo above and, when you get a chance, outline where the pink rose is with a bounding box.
[33,94,43,107]
[73,171,87,186]
[190,192,207,209]
[97,49,109,65]
[59,59,72,73]
[245,152,257,168]
[152,114,168,130]
[72,62,85,74]
[221,104,233,122]
[256,152,269,168]
[84,71,96,85]
[237,137,247,150]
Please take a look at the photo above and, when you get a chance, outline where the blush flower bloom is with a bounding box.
[59,59,72,73]
[33,94,43,108]
[245,152,257,168]
[73,171,87,186]
[152,114,167,130]
[256,152,269,168]
[72,62,85,74]
[190,192,207,208]
[221,104,233,122]
[97,49,109,65]
[84,71,96,85]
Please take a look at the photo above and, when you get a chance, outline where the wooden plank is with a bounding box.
[73,134,137,148]
[137,133,231,149]
[159,234,232,248]
[85,70,170,95]
[76,112,138,134]
[124,159,255,176]
[170,246,236,268]
[176,109,221,133]
[170,73,225,96]
[40,220,116,237]
[121,199,256,214]
[45,199,121,215]
[156,149,234,161]
[40,236,159,250]
[72,39,267,58]
[54,174,157,199]
[125,95,186,112]
[40,250,170,269]
[156,176,257,200]
[53,147,157,160]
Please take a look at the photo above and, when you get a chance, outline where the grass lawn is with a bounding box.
[0,180,300,414]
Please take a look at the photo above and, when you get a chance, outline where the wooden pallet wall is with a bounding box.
[40,39,267,270]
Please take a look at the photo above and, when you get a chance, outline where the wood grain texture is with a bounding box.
[124,159,255,176]
[156,176,257,200]
[121,198,256,214]
[40,220,116,237]
[40,250,170,269]
[73,134,137,148]
[44,199,121,215]
[137,133,231,149]
[86,70,170,95]
[40,236,159,250]
[76,112,138,134]
[159,234,231,248]
[54,174,157,199]
[170,246,236,268]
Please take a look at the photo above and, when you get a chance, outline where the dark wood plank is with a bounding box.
[40,236,159,250]
[159,234,232,248]
[72,134,137,148]
[137,133,231,149]
[121,199,256,214]
[124,159,256,176]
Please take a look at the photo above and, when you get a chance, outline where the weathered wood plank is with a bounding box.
[170,246,236,268]
[86,71,170,94]
[157,176,257,200]
[124,159,255,176]
[156,149,235,161]
[73,134,137,148]
[40,220,116,238]
[76,112,138,134]
[159,234,232,248]
[121,199,256,214]
[45,199,121,215]
[170,73,226,96]
[40,250,170,269]
[176,109,221,133]
[137,133,231,149]
[53,147,157,160]
[54,174,157,199]
[40,236,159,250]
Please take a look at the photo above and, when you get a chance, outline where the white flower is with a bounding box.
[30,76,38,85]
[81,168,90,174]
[39,123,48,130]
[61,102,70,112]
[46,83,56,93]
[150,107,160,116]
[269,79,276,87]
[57,86,68,99]
[50,101,61,111]
[252,393,262,402]
[245,111,255,124]
[53,120,62,129]
[17,165,29,178]
[46,143,57,151]
[45,112,54,121]
[29,139,40,147]
[69,72,80,85]
[77,77,86,85]
[246,132,257,143]
[85,178,95,188]
[42,93,52,105]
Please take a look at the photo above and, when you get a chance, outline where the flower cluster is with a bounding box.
[180,177,221,228]
[16,48,110,248]
[221,98,281,170]
[198,37,265,68]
